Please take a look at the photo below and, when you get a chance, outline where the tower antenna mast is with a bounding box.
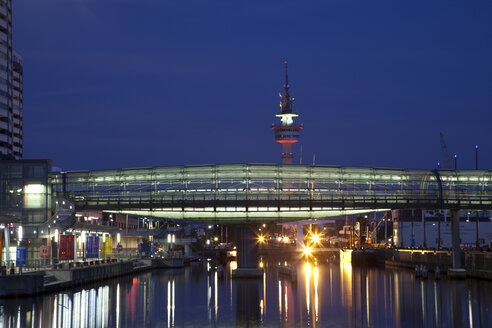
[271,61,303,165]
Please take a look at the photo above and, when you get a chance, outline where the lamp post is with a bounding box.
[102,233,106,260]
[55,229,59,265]
[81,231,86,261]
[454,154,457,170]
[18,226,23,274]
[475,145,479,170]
[116,233,121,260]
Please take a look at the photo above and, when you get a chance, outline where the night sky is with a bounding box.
[15,1,492,171]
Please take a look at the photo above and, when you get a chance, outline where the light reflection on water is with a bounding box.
[1,258,492,327]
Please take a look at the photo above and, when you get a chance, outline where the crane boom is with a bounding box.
[439,132,452,169]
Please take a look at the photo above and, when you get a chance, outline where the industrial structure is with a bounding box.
[271,61,303,164]
[0,0,23,159]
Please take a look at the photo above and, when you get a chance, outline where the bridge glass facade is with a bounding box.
[48,165,492,223]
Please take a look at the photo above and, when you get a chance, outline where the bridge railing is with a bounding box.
[65,192,492,211]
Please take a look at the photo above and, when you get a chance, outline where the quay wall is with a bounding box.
[385,249,492,280]
[0,260,151,298]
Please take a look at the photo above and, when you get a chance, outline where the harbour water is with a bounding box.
[2,257,492,327]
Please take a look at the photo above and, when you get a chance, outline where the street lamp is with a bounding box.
[81,231,86,261]
[54,229,59,267]
[302,245,312,257]
[475,145,479,170]
[102,233,106,259]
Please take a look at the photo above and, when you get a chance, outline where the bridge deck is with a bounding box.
[49,164,492,222]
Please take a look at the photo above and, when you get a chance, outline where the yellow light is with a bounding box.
[214,237,218,242]
[24,184,45,194]
[259,261,264,268]
[340,249,353,263]
[277,237,282,242]
[282,236,289,243]
[258,235,265,243]
[311,233,320,244]
[302,246,312,257]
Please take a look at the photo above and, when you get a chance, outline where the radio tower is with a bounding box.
[271,61,303,164]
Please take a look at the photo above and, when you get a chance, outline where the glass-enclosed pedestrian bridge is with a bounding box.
[49,164,492,223]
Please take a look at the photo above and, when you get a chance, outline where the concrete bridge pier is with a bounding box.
[232,225,262,278]
[448,209,466,278]
[296,223,304,251]
[184,244,191,257]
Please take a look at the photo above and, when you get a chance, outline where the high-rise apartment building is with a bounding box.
[0,0,23,159]
[12,49,22,158]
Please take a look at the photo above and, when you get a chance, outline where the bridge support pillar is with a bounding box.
[184,244,191,257]
[296,223,304,251]
[449,209,466,278]
[232,225,262,278]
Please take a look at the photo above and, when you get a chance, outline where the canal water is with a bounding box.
[1,257,492,327]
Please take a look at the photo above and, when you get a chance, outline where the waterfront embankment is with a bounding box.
[385,249,492,279]
[0,259,153,297]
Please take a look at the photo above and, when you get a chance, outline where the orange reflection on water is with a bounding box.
[314,266,319,323]
[340,262,352,307]
[126,277,139,320]
[305,262,311,315]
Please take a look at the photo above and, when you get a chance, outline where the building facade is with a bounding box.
[0,160,52,225]
[0,0,23,159]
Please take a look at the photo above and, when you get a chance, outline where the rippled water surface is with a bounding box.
[2,257,492,327]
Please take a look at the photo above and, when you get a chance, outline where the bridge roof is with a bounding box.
[49,164,492,223]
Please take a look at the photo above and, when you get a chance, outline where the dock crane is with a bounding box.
[439,132,453,169]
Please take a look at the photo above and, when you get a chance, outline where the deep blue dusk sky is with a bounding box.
[15,0,492,171]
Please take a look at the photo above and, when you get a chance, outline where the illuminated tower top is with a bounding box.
[277,61,299,125]
[271,61,303,164]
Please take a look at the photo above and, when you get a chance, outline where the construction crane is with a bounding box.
[439,132,453,169]
[368,212,389,245]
